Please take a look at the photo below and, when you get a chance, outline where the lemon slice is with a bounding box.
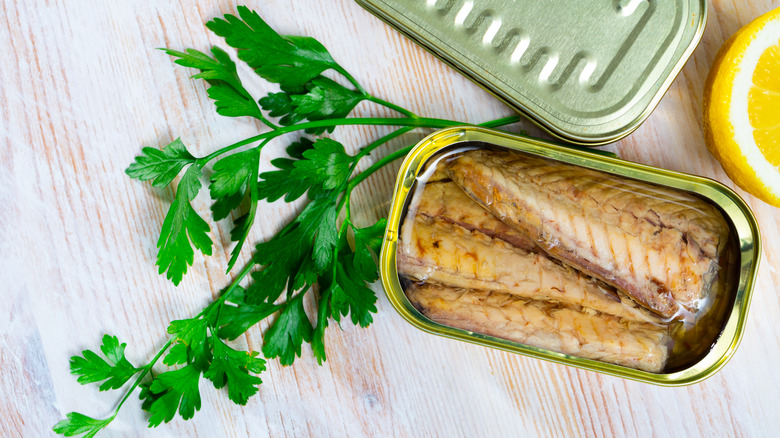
[703,8,780,207]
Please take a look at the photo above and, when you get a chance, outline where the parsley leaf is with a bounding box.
[69,335,140,391]
[311,295,330,365]
[227,212,254,271]
[256,158,309,202]
[156,165,213,285]
[209,148,261,272]
[292,78,365,123]
[209,149,256,221]
[292,138,353,191]
[204,337,266,405]
[256,138,323,203]
[255,139,354,275]
[300,77,363,115]
[167,317,210,369]
[259,78,367,134]
[125,138,196,189]
[52,413,112,438]
[331,256,377,328]
[206,6,341,90]
[310,222,381,361]
[295,196,340,270]
[162,343,189,366]
[285,137,316,159]
[164,47,263,120]
[261,295,313,366]
[258,92,303,126]
[59,5,527,437]
[217,286,281,340]
[249,224,314,303]
[352,219,387,283]
[248,191,342,306]
[142,365,202,427]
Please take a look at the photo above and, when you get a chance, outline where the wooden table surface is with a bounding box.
[2,1,780,436]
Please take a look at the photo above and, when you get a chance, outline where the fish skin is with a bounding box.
[398,214,663,324]
[414,181,538,251]
[447,149,729,318]
[412,179,658,318]
[421,154,454,183]
[407,283,671,373]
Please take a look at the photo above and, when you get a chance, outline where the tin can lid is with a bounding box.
[356,0,706,145]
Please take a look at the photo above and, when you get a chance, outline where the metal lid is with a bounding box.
[357,0,706,145]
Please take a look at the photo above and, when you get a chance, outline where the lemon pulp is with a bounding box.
[703,8,780,207]
[750,42,780,166]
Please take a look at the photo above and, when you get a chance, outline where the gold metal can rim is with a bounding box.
[379,126,760,386]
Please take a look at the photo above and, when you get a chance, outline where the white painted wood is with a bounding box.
[1,1,779,436]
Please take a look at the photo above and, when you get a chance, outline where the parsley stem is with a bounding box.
[334,126,413,251]
[100,337,175,427]
[479,115,523,128]
[366,96,418,118]
[334,65,367,95]
[198,135,266,166]
[352,126,416,169]
[213,260,256,329]
[200,114,522,166]
[225,143,265,273]
[100,258,259,427]
[332,197,351,280]
[199,116,473,165]
[226,260,256,295]
[257,113,280,131]
[347,145,414,192]
[345,114,522,192]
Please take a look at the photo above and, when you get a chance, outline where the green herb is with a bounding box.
[164,47,271,124]
[69,335,140,391]
[206,6,355,91]
[53,413,113,438]
[54,5,521,436]
[125,138,196,189]
[156,165,213,285]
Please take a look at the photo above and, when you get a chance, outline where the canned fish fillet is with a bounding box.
[380,127,760,385]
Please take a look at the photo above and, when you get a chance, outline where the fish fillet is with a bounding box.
[406,283,671,373]
[420,155,453,182]
[414,181,537,251]
[447,149,730,318]
[398,214,662,324]
[410,179,659,320]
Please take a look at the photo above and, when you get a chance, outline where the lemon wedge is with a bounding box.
[704,8,780,207]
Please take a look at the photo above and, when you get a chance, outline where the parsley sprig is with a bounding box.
[54,6,521,437]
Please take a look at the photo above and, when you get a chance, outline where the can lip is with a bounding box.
[357,0,708,145]
[380,127,761,386]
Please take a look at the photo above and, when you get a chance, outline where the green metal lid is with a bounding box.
[357,0,706,145]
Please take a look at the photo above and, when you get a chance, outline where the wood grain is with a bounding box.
[1,0,779,436]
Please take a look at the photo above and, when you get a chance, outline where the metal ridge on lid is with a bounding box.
[357,0,706,145]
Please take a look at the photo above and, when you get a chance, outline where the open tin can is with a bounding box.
[379,127,760,385]
[357,0,706,145]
